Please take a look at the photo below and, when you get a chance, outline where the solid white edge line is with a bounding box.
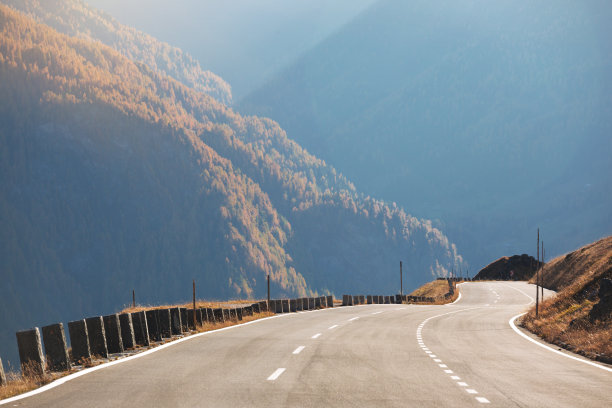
[509,313,612,372]
[267,368,286,381]
[1,305,348,405]
[292,346,305,355]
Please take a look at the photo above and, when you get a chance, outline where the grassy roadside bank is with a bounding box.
[519,236,612,364]
[408,279,461,304]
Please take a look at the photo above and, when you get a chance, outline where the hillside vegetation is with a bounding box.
[522,237,612,362]
[0,4,463,368]
[1,0,232,105]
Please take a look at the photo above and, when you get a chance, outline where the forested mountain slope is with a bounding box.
[1,0,232,104]
[240,0,612,270]
[0,5,462,368]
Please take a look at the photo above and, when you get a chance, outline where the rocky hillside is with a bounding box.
[474,254,540,281]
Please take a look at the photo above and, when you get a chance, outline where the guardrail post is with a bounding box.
[16,328,45,376]
[42,323,71,371]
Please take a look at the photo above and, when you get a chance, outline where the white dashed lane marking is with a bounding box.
[418,306,492,404]
[311,333,321,339]
[328,325,338,330]
[348,317,360,321]
[267,368,286,381]
[292,346,305,355]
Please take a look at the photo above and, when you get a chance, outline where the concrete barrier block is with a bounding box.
[295,298,303,311]
[259,301,268,312]
[320,296,327,308]
[213,308,224,323]
[156,309,171,338]
[367,295,373,304]
[41,323,71,372]
[298,298,305,310]
[196,308,203,326]
[271,300,280,313]
[244,306,254,316]
[223,309,231,321]
[179,308,188,331]
[327,295,333,307]
[206,308,214,322]
[199,308,209,323]
[342,295,349,306]
[390,296,396,304]
[68,319,91,363]
[145,310,161,342]
[186,309,197,330]
[228,309,237,321]
[384,296,391,304]
[119,313,135,349]
[102,314,124,354]
[281,299,289,313]
[85,317,108,358]
[0,356,6,386]
[315,297,321,309]
[252,303,261,314]
[360,295,365,304]
[236,308,243,321]
[290,299,297,312]
[16,328,45,376]
[131,311,150,347]
[170,308,182,335]
[307,298,314,309]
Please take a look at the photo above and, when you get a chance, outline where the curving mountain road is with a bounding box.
[4,282,611,407]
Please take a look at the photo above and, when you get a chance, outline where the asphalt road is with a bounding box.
[4,282,611,407]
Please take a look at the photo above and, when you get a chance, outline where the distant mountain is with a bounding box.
[84,0,378,99]
[239,0,612,270]
[0,4,462,368]
[2,0,232,105]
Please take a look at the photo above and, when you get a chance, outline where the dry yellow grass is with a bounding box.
[408,280,460,304]
[522,236,612,362]
[120,299,263,314]
[0,363,70,400]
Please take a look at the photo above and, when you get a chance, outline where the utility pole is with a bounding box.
[536,228,540,317]
[541,243,545,301]
[192,280,197,328]
[267,274,270,306]
[132,289,135,308]
[400,261,403,297]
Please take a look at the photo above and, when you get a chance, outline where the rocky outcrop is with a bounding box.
[474,254,541,281]
[589,278,612,321]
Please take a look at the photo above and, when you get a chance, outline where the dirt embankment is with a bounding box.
[521,236,612,363]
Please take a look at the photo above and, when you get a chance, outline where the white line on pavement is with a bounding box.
[444,369,454,374]
[509,313,612,372]
[311,333,321,339]
[328,325,338,330]
[292,346,305,355]
[267,368,286,381]
[348,317,360,321]
[457,382,468,387]
[476,397,490,403]
[466,389,478,394]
